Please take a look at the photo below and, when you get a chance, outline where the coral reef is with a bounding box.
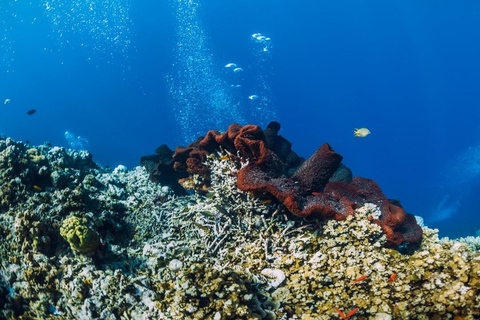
[1,136,479,319]
[144,123,422,247]
[0,137,170,319]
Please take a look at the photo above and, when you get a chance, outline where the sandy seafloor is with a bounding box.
[1,135,480,320]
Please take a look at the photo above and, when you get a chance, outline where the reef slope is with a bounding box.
[0,136,479,319]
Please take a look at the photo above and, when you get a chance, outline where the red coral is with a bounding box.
[291,143,343,194]
[325,178,421,246]
[144,123,423,247]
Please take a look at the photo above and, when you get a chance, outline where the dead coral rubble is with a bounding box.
[142,122,423,247]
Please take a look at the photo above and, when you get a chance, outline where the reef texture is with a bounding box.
[1,136,480,319]
[146,122,422,247]
[140,144,188,195]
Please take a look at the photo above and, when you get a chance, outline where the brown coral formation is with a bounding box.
[140,144,188,195]
[144,122,422,247]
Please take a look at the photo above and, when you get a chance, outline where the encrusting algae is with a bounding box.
[0,136,480,319]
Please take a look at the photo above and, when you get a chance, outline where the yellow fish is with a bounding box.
[354,128,371,138]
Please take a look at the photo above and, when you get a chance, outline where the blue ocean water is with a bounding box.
[1,0,480,238]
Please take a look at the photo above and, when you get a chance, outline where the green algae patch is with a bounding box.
[60,216,100,253]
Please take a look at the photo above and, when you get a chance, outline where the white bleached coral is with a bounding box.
[261,268,286,288]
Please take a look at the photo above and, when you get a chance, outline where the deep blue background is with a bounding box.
[1,0,480,237]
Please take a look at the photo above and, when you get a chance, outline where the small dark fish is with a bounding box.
[214,205,230,216]
[193,222,211,233]
[205,192,215,199]
[26,109,36,115]
[200,211,214,217]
